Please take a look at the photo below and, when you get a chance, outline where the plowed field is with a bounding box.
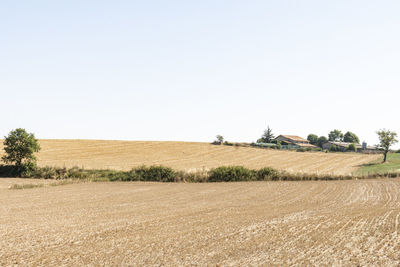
[0,140,379,175]
[1,179,399,265]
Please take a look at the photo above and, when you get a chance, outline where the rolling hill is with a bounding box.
[0,140,380,175]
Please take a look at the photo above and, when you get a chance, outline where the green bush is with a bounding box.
[296,148,306,152]
[276,142,282,150]
[329,144,339,152]
[132,165,176,182]
[208,166,256,182]
[256,167,281,181]
[0,163,36,177]
[31,166,57,179]
[0,165,19,177]
[66,167,89,179]
[347,143,357,152]
[223,141,234,146]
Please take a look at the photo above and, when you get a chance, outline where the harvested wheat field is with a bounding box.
[1,179,400,265]
[0,140,379,175]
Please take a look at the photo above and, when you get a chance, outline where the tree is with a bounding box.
[215,135,224,144]
[259,126,275,143]
[307,134,318,145]
[376,129,398,163]
[2,128,41,169]
[317,136,328,148]
[328,129,344,142]
[347,143,357,152]
[343,131,360,144]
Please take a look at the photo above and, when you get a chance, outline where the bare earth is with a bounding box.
[1,179,400,266]
[0,140,379,175]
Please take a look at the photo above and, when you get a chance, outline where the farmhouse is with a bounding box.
[275,135,317,148]
[322,141,380,153]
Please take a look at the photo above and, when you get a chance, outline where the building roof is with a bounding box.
[277,135,308,142]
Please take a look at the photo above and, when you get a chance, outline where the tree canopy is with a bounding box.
[307,134,318,145]
[2,128,41,168]
[343,131,360,144]
[259,126,275,143]
[376,129,398,162]
[328,129,344,142]
[317,136,328,148]
[215,135,224,144]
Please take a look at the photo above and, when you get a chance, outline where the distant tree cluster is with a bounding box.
[327,129,360,143]
[307,134,328,149]
[307,130,360,149]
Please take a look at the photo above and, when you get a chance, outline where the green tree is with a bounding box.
[215,135,224,144]
[317,136,328,148]
[376,129,398,163]
[259,126,274,143]
[347,143,357,152]
[307,134,318,145]
[2,128,41,169]
[328,129,344,142]
[343,131,360,144]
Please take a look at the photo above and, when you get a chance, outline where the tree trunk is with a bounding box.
[383,152,387,163]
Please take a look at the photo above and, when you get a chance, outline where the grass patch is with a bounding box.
[9,183,44,190]
[357,153,400,175]
[2,164,400,183]
[9,179,82,190]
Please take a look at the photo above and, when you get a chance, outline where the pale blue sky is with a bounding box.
[1,1,399,147]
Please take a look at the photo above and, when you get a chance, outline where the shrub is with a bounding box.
[256,167,280,181]
[223,141,234,146]
[276,142,282,150]
[67,167,89,179]
[0,165,19,177]
[208,166,256,182]
[31,166,57,179]
[347,143,357,152]
[329,144,339,152]
[132,165,176,182]
[0,163,37,177]
[296,148,306,152]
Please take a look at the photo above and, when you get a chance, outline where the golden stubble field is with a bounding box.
[0,140,380,175]
[1,179,400,265]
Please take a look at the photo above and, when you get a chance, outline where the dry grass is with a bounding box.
[1,179,400,265]
[0,140,380,175]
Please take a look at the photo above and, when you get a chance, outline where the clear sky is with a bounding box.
[1,1,399,147]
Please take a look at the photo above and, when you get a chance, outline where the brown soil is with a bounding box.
[1,179,399,265]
